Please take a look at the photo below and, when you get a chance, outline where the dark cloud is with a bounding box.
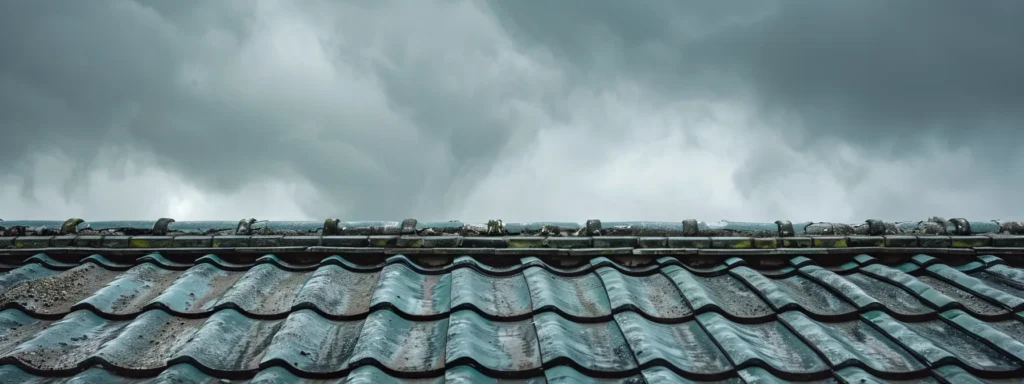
[0,1,538,219]
[703,2,1024,145]
[490,1,1024,145]
[1,1,1022,221]
[487,0,1024,214]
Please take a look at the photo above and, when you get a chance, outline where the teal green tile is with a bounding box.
[780,311,925,373]
[0,264,59,294]
[0,365,43,384]
[927,264,1024,310]
[942,309,1024,362]
[977,265,1024,300]
[445,310,541,373]
[210,263,312,315]
[596,267,691,318]
[524,267,611,318]
[196,254,252,270]
[861,264,955,309]
[661,265,772,318]
[349,310,448,373]
[175,309,282,372]
[615,311,731,375]
[735,366,835,383]
[291,264,379,317]
[534,312,637,372]
[799,265,881,309]
[150,364,223,384]
[77,262,183,315]
[544,365,644,383]
[82,254,132,269]
[369,263,451,316]
[641,366,743,383]
[449,268,531,317]
[147,263,240,314]
[697,312,828,375]
[261,309,361,373]
[445,365,545,384]
[249,366,314,384]
[23,253,78,269]
[930,365,1013,384]
[865,310,1020,372]
[344,365,443,384]
[834,367,938,383]
[0,263,121,315]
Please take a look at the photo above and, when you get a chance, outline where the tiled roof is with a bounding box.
[1,217,1024,382]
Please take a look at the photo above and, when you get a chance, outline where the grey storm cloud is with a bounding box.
[1,0,1023,222]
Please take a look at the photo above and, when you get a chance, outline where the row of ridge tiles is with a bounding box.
[3,218,1024,238]
[5,234,1024,250]
[0,253,1023,381]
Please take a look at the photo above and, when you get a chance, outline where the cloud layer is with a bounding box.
[1,0,1022,222]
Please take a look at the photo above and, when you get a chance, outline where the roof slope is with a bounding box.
[1,217,1024,382]
[1,253,1024,382]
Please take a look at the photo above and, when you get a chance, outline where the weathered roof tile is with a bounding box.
[2,217,1024,382]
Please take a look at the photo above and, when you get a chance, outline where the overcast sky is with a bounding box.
[1,1,1022,223]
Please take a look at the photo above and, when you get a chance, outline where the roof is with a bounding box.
[1,217,1024,383]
